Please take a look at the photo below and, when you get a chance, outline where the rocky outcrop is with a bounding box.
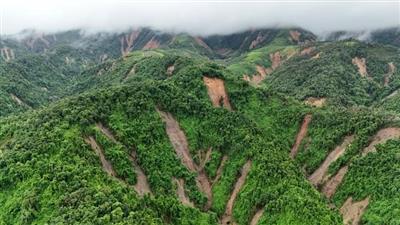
[166,65,175,76]
[203,76,232,110]
[290,114,312,158]
[352,57,368,77]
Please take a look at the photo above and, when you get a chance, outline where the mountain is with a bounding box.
[1,26,400,225]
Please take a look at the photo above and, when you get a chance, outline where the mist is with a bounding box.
[1,0,399,36]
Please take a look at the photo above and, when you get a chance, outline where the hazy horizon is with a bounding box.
[1,0,399,36]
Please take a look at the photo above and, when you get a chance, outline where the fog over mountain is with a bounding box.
[1,0,399,36]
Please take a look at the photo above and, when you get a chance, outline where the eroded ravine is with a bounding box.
[322,165,348,198]
[384,62,396,86]
[309,135,354,186]
[174,178,195,207]
[213,155,228,186]
[157,109,213,208]
[95,122,151,196]
[352,57,368,77]
[362,127,400,156]
[221,160,252,225]
[249,208,264,225]
[290,114,312,158]
[84,136,117,177]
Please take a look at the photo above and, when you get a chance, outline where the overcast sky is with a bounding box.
[1,0,399,36]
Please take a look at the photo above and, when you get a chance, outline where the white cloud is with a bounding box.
[1,0,399,36]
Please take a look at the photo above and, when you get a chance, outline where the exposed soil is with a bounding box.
[194,37,213,52]
[312,53,321,59]
[322,165,348,198]
[203,76,232,110]
[213,155,228,186]
[289,30,301,42]
[384,62,396,86]
[362,127,400,156]
[383,89,399,101]
[166,65,175,76]
[309,135,354,186]
[352,57,368,77]
[129,151,152,196]
[270,52,281,70]
[304,97,326,107]
[250,208,264,225]
[10,94,30,108]
[340,197,369,225]
[300,47,315,56]
[290,114,312,158]
[174,178,194,207]
[120,30,141,56]
[221,160,252,225]
[84,136,117,177]
[1,48,15,61]
[123,65,137,81]
[199,147,212,171]
[249,33,266,50]
[157,109,213,208]
[96,122,152,196]
[243,65,273,86]
[142,37,160,50]
[100,54,108,63]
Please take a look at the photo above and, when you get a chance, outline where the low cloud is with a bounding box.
[1,0,399,36]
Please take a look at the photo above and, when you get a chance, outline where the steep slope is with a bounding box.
[0,57,341,224]
[264,40,400,106]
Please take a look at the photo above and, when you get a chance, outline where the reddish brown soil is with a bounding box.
[249,208,264,225]
[203,76,232,110]
[304,97,326,107]
[120,30,141,56]
[289,30,301,42]
[142,37,160,50]
[157,109,213,208]
[309,135,354,186]
[384,62,396,86]
[84,136,117,177]
[174,178,194,207]
[352,57,368,77]
[362,127,400,156]
[290,114,312,158]
[221,160,252,225]
[270,52,281,70]
[322,165,348,198]
[300,47,315,56]
[340,197,369,225]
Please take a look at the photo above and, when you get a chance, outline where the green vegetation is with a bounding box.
[1,26,400,224]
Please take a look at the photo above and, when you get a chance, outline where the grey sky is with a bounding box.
[1,0,399,36]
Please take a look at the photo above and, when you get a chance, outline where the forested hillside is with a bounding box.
[1,26,400,225]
